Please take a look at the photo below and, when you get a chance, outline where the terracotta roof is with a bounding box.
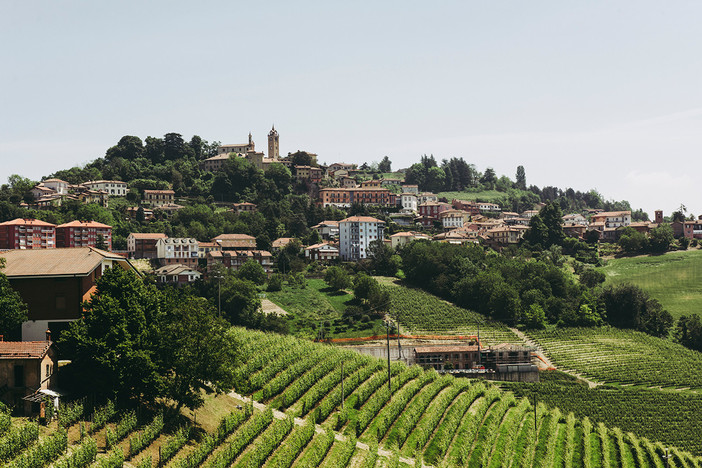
[591,211,631,218]
[154,264,200,275]
[129,233,167,239]
[313,221,339,227]
[198,242,218,248]
[306,242,338,251]
[0,218,56,227]
[83,180,126,185]
[0,341,52,359]
[56,220,112,229]
[42,179,68,184]
[143,190,174,194]
[340,216,385,223]
[212,234,256,241]
[217,239,257,249]
[272,237,294,248]
[1,247,130,278]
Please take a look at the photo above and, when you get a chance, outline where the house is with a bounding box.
[389,212,417,227]
[295,166,323,183]
[82,180,128,196]
[477,202,501,213]
[201,154,232,172]
[143,190,175,208]
[30,184,56,200]
[76,189,109,207]
[390,231,429,249]
[304,243,340,262]
[126,206,154,221]
[381,178,403,187]
[212,234,257,251]
[400,193,418,213]
[589,211,632,229]
[55,220,112,250]
[440,210,470,230]
[360,179,382,188]
[41,179,69,195]
[197,241,220,258]
[485,226,528,247]
[207,250,273,274]
[154,203,184,216]
[451,200,481,216]
[154,264,201,285]
[418,202,451,220]
[319,188,396,208]
[312,221,340,240]
[217,133,256,155]
[155,238,199,267]
[562,213,588,226]
[0,218,56,250]
[673,217,702,239]
[1,247,136,341]
[401,184,419,194]
[418,193,439,205]
[231,202,257,214]
[339,176,357,188]
[521,210,539,219]
[328,162,356,173]
[272,237,295,251]
[339,216,385,261]
[433,227,480,245]
[0,337,57,415]
[127,233,167,259]
[414,343,532,373]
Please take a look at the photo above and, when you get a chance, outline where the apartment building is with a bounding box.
[339,216,385,261]
[0,218,56,250]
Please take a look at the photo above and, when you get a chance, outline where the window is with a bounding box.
[14,365,24,387]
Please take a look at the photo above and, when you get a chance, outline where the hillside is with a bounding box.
[8,326,702,467]
[599,249,702,319]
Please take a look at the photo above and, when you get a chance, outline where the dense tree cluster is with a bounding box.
[618,224,675,255]
[0,258,28,340]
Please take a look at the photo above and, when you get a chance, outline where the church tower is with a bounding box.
[268,125,279,160]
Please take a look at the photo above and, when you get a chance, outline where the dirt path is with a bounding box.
[508,327,602,389]
[227,390,431,467]
[261,298,288,316]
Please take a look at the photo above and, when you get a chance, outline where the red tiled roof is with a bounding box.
[211,234,256,241]
[0,341,52,359]
[0,218,56,227]
[340,216,384,223]
[56,220,112,229]
[129,233,167,239]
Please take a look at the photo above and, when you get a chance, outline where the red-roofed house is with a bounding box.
[55,220,112,250]
[0,218,56,250]
[0,337,57,414]
[304,243,339,262]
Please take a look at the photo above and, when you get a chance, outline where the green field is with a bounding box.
[505,370,702,455]
[438,189,510,203]
[265,278,385,339]
[599,249,702,319]
[529,326,702,390]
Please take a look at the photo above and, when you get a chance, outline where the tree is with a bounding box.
[324,266,351,292]
[579,268,605,288]
[289,151,314,167]
[0,258,28,340]
[618,227,648,254]
[58,267,164,403]
[523,304,546,329]
[515,166,526,190]
[480,168,497,189]
[648,224,673,253]
[95,234,107,251]
[368,240,400,276]
[267,273,284,292]
[237,259,267,285]
[378,156,392,173]
[156,297,235,411]
[674,314,702,352]
[353,273,378,301]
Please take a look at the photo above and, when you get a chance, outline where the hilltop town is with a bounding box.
[1,129,702,467]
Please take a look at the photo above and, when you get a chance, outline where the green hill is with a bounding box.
[599,249,702,319]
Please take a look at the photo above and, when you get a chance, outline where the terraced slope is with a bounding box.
[382,281,522,344]
[527,326,702,390]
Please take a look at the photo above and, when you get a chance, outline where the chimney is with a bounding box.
[45,329,52,342]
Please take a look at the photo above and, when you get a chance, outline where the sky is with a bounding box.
[1,1,701,217]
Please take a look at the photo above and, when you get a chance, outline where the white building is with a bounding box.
[390,231,430,249]
[590,211,632,229]
[400,193,418,212]
[155,237,199,267]
[83,180,128,196]
[417,192,438,205]
[304,242,340,262]
[339,216,385,261]
[477,202,501,212]
[41,179,69,195]
[440,210,470,230]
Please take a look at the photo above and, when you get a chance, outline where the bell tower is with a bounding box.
[268,125,279,160]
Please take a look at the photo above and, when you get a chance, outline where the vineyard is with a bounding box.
[382,282,522,345]
[527,326,702,389]
[6,326,702,467]
[505,371,702,455]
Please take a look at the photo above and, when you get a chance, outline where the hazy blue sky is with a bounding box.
[2,1,701,216]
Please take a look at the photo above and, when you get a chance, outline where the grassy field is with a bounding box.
[438,189,510,203]
[504,370,702,455]
[598,249,702,319]
[264,278,385,339]
[528,326,702,390]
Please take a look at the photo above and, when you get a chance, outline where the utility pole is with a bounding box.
[396,313,402,361]
[662,448,670,468]
[477,320,481,366]
[533,391,537,434]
